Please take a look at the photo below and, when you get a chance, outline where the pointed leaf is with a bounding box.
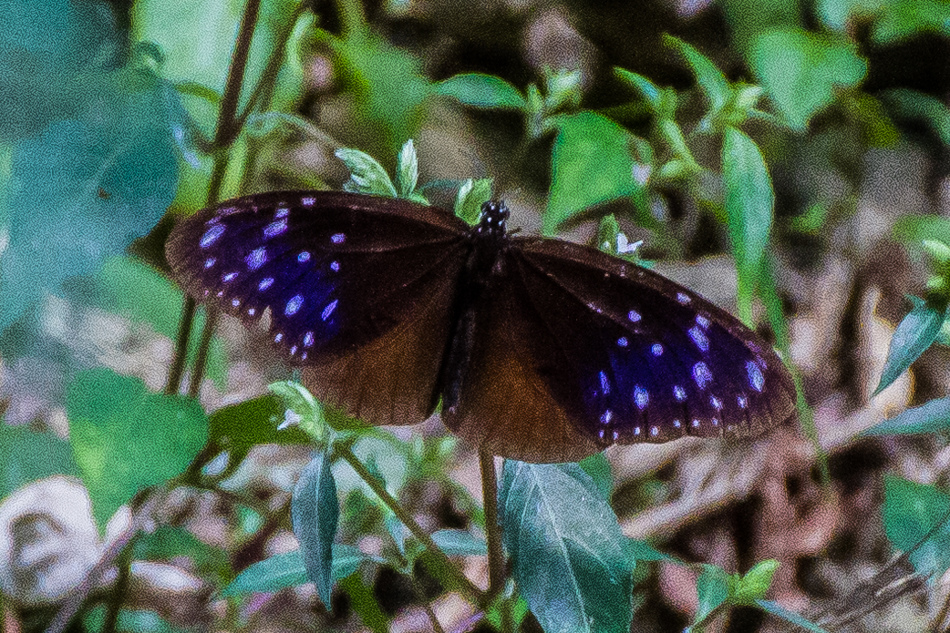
[865,395,950,436]
[665,35,731,113]
[434,73,527,110]
[292,450,340,608]
[335,147,398,197]
[396,139,419,198]
[431,529,487,557]
[755,600,832,633]
[546,112,642,234]
[875,297,947,395]
[220,544,368,597]
[500,461,634,633]
[694,564,731,625]
[722,126,775,325]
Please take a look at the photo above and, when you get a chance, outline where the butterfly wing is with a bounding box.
[445,237,796,462]
[166,191,470,425]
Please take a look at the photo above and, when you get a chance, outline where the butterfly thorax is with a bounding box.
[437,201,512,416]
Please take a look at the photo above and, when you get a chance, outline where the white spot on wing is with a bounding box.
[223,272,238,282]
[696,314,711,329]
[710,395,722,410]
[321,299,338,321]
[693,362,712,389]
[600,410,613,424]
[651,343,663,356]
[689,326,709,352]
[627,310,641,322]
[263,218,288,238]
[330,233,345,244]
[285,294,304,316]
[737,395,748,409]
[677,292,690,305]
[674,385,686,401]
[275,207,290,218]
[303,331,315,347]
[204,257,216,269]
[634,386,649,409]
[200,224,225,248]
[298,251,311,263]
[617,336,629,348]
[747,361,765,391]
[258,277,274,291]
[330,261,340,272]
[302,197,315,206]
[599,371,610,395]
[245,247,267,270]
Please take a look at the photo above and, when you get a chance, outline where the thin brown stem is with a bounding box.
[101,546,133,633]
[336,446,486,608]
[479,451,504,597]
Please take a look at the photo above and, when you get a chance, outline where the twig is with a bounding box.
[335,446,486,608]
[479,451,504,597]
[44,491,165,633]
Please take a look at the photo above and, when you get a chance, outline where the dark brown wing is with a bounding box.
[444,237,796,462]
[166,191,470,426]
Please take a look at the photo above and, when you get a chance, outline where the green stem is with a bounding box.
[165,295,196,395]
[479,451,505,597]
[187,307,218,398]
[101,546,133,633]
[336,446,486,608]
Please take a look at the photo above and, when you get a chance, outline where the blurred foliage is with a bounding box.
[3,0,950,631]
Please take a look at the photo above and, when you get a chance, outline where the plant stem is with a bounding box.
[101,546,133,633]
[187,307,218,398]
[165,295,196,395]
[479,451,504,597]
[336,446,486,608]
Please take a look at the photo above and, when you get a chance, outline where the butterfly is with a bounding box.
[166,190,796,463]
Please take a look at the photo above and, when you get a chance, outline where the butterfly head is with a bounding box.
[475,201,510,238]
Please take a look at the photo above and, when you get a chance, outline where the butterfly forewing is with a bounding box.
[512,238,796,447]
[166,191,471,425]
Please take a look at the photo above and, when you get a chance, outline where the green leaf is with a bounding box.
[722,127,775,325]
[625,538,675,563]
[870,0,950,44]
[500,461,634,633]
[209,394,310,452]
[453,178,494,224]
[865,395,950,436]
[323,31,430,154]
[734,560,780,604]
[893,216,950,248]
[268,380,329,440]
[434,73,526,110]
[749,28,866,130]
[613,68,663,111]
[693,564,731,626]
[291,450,340,608]
[70,256,227,389]
[880,88,950,146]
[882,475,950,579]
[396,139,419,198]
[220,544,368,597]
[546,112,642,235]
[66,369,207,526]
[874,297,947,396]
[756,600,832,633]
[579,452,614,500]
[431,529,487,557]
[2,69,178,329]
[335,147,398,197]
[0,425,79,500]
[664,35,731,114]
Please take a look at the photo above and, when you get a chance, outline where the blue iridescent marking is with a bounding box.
[263,219,288,238]
[259,277,274,291]
[200,224,225,248]
[285,294,304,316]
[246,247,267,270]
[746,361,765,392]
[321,299,338,321]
